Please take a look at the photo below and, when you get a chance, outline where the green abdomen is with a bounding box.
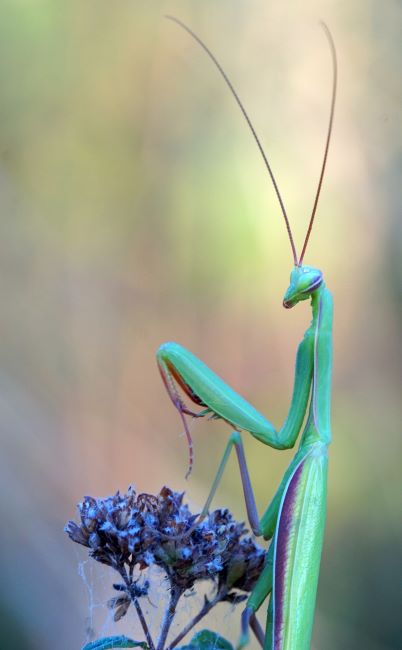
[271,445,328,650]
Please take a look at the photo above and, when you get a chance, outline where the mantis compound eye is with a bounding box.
[283,266,323,308]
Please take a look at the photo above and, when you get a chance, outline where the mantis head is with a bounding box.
[283,265,323,309]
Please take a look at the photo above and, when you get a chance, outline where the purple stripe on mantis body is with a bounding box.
[273,458,305,650]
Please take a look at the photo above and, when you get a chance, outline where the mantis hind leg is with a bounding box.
[238,544,274,649]
[193,428,310,540]
[192,430,261,536]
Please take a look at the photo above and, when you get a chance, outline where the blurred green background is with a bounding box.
[0,1,400,648]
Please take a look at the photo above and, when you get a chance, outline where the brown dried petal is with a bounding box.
[107,594,131,621]
[65,521,90,547]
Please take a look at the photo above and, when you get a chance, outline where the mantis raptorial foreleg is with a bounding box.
[159,15,337,650]
[157,322,314,477]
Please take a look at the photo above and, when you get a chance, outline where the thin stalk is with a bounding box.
[168,589,227,650]
[120,568,156,650]
[157,586,182,650]
[132,598,155,650]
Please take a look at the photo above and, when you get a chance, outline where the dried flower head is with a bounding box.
[66,486,266,650]
[66,485,264,593]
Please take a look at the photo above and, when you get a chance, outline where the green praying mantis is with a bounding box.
[157,16,337,650]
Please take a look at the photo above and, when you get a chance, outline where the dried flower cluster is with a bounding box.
[66,485,265,593]
[66,485,265,649]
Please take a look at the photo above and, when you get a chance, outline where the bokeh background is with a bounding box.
[0,1,400,648]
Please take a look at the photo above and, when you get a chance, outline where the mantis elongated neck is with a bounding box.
[301,283,333,447]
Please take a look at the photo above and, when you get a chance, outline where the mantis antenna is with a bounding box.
[165,14,298,266]
[165,16,338,268]
[299,21,337,265]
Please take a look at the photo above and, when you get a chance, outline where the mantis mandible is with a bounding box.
[157,16,337,650]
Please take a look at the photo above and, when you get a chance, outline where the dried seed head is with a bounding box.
[65,485,266,621]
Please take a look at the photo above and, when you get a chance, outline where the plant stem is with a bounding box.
[133,597,156,650]
[120,567,156,650]
[168,589,227,650]
[157,585,182,650]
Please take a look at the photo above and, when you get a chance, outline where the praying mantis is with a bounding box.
[157,16,337,650]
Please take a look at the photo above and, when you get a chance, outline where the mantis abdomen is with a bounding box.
[271,444,327,650]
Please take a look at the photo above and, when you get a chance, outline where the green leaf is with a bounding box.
[177,629,234,650]
[81,636,148,650]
